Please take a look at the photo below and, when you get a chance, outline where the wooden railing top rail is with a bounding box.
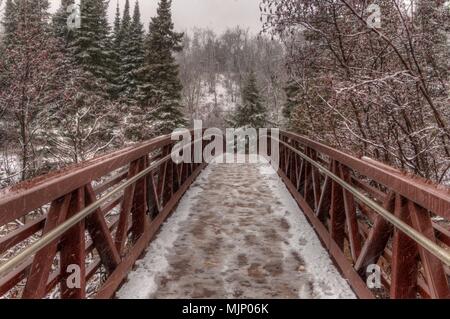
[274,135,450,267]
[0,134,175,225]
[280,131,450,219]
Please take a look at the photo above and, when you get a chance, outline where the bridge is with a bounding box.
[0,131,449,299]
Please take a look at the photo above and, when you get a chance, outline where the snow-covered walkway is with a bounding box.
[117,157,356,299]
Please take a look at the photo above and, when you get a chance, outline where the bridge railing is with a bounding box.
[0,132,207,299]
[268,131,450,299]
[1,129,449,299]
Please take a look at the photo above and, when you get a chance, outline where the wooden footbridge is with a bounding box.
[0,131,449,299]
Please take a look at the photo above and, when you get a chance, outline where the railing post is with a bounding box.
[22,194,72,299]
[338,164,361,262]
[390,195,449,298]
[408,201,449,298]
[329,160,346,250]
[354,192,395,277]
[148,172,161,218]
[310,149,322,210]
[115,159,140,255]
[303,148,318,209]
[60,187,86,299]
[84,184,121,273]
[390,194,419,298]
[130,156,149,242]
[161,145,173,205]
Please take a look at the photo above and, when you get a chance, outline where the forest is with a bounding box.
[0,0,449,302]
[0,0,286,188]
[1,0,450,187]
[262,0,450,182]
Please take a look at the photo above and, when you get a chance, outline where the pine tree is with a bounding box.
[112,2,122,49]
[120,0,132,38]
[110,1,123,98]
[120,0,145,102]
[70,0,116,98]
[46,0,120,164]
[1,0,17,46]
[229,70,267,129]
[118,0,139,101]
[52,0,75,44]
[0,0,17,96]
[137,0,186,136]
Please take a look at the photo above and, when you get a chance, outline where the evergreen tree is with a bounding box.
[120,0,132,38]
[118,0,134,100]
[137,0,186,136]
[46,0,120,163]
[1,0,18,46]
[112,2,122,48]
[120,0,145,102]
[0,0,17,97]
[52,0,75,44]
[70,0,116,98]
[229,71,267,129]
[110,1,123,98]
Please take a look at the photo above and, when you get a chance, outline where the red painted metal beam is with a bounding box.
[281,131,450,219]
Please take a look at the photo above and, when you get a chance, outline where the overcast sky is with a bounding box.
[47,0,263,35]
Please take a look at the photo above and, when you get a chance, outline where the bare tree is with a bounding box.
[262,0,450,181]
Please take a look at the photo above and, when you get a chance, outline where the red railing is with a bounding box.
[0,132,207,298]
[1,130,449,299]
[269,131,450,299]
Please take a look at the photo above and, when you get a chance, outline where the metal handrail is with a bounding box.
[1,132,449,285]
[279,131,450,218]
[0,153,172,279]
[273,136,450,267]
[0,133,208,281]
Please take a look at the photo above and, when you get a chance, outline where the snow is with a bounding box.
[192,74,239,126]
[0,154,20,188]
[257,157,356,298]
[116,166,214,299]
[117,155,356,299]
[202,74,237,113]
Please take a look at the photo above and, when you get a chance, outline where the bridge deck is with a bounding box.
[117,157,356,299]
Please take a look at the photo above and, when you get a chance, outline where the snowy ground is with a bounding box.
[117,156,356,299]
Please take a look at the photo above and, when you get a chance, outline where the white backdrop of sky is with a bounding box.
[47,0,263,35]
